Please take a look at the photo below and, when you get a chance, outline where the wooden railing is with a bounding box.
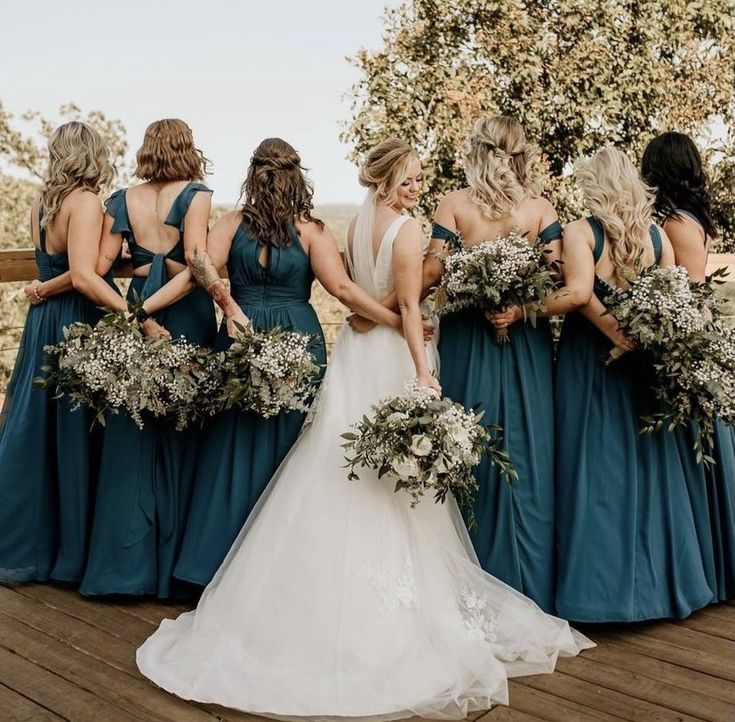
[1,249,734,282]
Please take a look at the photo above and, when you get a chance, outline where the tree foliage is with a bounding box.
[344,0,735,250]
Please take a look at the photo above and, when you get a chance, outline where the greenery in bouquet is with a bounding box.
[604,265,734,461]
[434,231,560,344]
[33,311,216,430]
[215,323,322,418]
[342,382,516,523]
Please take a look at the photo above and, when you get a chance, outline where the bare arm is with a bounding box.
[488,218,594,327]
[306,221,402,329]
[68,194,128,312]
[188,210,249,334]
[663,215,706,282]
[393,220,441,393]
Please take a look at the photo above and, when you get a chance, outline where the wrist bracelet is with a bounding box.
[135,306,151,323]
[33,284,46,303]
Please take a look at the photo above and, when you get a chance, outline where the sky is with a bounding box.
[0,0,398,207]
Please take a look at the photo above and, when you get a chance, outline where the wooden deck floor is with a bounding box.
[0,583,733,722]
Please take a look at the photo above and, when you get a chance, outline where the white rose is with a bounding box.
[391,456,420,479]
[449,424,471,447]
[409,434,433,457]
[386,411,409,425]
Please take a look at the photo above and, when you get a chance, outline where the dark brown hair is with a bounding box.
[240,138,323,247]
[134,119,210,182]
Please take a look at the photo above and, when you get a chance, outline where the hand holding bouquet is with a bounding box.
[434,231,559,344]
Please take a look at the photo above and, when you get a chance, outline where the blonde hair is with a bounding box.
[358,138,418,206]
[40,121,113,228]
[465,116,538,220]
[577,146,656,285]
[135,119,209,182]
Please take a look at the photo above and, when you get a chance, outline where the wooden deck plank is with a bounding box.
[0,681,66,722]
[578,638,735,705]
[680,607,735,642]
[594,628,734,681]
[475,706,546,721]
[555,653,735,721]
[518,670,706,722]
[0,646,145,721]
[506,682,625,721]
[0,610,219,722]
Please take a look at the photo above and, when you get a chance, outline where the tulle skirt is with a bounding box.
[138,323,592,720]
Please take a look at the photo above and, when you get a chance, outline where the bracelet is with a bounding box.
[33,283,46,303]
[135,306,151,323]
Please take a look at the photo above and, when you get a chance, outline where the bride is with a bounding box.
[137,138,593,720]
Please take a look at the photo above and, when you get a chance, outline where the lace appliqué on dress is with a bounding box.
[457,589,499,642]
[355,554,417,622]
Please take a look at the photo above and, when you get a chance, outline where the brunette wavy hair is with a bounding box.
[134,119,210,182]
[240,138,323,247]
[641,131,717,240]
[40,121,113,227]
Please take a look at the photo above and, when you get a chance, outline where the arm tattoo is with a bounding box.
[191,246,234,314]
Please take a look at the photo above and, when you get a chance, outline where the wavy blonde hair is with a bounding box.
[577,146,656,285]
[358,138,418,206]
[40,121,113,228]
[465,116,538,220]
[135,119,210,182]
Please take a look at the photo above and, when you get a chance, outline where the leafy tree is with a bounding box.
[344,0,735,250]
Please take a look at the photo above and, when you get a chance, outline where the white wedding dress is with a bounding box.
[137,195,593,721]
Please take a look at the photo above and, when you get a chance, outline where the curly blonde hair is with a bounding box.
[240,138,323,247]
[464,116,538,220]
[40,121,113,227]
[577,146,656,285]
[135,119,210,182]
[358,138,418,206]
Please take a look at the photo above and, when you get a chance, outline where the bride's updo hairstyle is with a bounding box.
[465,115,538,220]
[240,137,323,247]
[577,146,656,286]
[40,121,113,228]
[359,138,418,206]
[135,119,210,182]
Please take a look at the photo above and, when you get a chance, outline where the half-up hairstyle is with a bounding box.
[577,146,656,286]
[641,131,717,240]
[40,121,113,228]
[464,116,539,220]
[358,138,418,206]
[240,138,323,247]
[135,119,210,182]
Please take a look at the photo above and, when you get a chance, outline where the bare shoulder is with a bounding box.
[663,213,704,244]
[563,217,595,248]
[66,188,103,214]
[528,195,558,216]
[394,216,423,247]
[439,188,469,210]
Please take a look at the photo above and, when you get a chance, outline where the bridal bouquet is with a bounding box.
[604,265,734,459]
[215,325,321,418]
[342,382,516,516]
[34,312,215,430]
[434,231,559,344]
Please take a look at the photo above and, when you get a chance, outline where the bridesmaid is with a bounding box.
[78,119,218,597]
[0,122,113,584]
[554,146,711,621]
[642,131,735,602]
[173,137,405,587]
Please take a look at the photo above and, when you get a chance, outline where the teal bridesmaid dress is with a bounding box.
[0,213,104,583]
[436,220,561,613]
[173,221,326,587]
[80,183,217,597]
[671,208,735,602]
[554,217,712,621]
